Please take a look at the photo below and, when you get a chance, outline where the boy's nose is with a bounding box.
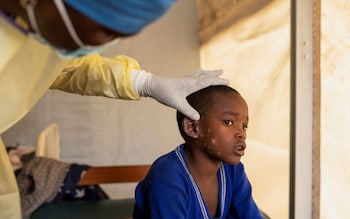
[235,129,246,140]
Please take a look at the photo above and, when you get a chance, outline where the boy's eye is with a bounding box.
[243,125,248,131]
[223,120,233,125]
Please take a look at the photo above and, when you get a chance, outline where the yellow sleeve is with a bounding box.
[0,138,21,219]
[50,54,141,100]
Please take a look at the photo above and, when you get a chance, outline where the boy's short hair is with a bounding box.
[176,85,239,139]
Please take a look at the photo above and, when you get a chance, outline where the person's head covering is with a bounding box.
[63,0,176,34]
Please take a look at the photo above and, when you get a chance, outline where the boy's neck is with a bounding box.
[183,144,221,178]
[183,144,221,218]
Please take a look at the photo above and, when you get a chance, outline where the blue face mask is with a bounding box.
[22,0,119,58]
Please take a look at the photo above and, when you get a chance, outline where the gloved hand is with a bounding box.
[132,69,229,120]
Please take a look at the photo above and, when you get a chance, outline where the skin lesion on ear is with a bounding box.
[183,117,200,138]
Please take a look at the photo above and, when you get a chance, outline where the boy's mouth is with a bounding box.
[232,143,246,156]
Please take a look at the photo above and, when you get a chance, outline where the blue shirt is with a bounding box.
[134,144,263,219]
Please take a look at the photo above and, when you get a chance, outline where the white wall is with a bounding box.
[2,0,200,197]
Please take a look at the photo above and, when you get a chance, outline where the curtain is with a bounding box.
[196,0,273,43]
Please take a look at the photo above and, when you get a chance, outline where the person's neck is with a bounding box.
[0,0,18,14]
[0,4,28,34]
[184,144,221,218]
[183,144,221,179]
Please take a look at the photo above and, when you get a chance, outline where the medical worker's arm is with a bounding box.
[50,54,229,120]
[50,54,140,100]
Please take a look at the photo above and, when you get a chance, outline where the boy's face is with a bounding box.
[197,92,249,165]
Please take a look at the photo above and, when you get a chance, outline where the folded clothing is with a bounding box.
[16,157,108,218]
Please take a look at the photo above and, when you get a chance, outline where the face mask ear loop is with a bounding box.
[52,0,86,47]
[20,0,42,35]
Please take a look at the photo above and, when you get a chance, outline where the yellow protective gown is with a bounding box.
[0,16,140,218]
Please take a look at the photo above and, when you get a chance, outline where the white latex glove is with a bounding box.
[132,69,229,120]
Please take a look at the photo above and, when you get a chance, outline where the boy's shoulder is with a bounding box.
[143,145,189,185]
[150,148,179,170]
[149,144,185,169]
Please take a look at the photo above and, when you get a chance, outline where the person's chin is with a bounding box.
[226,157,242,165]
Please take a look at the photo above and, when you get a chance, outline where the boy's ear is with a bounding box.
[182,117,200,138]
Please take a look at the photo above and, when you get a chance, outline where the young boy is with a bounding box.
[133,85,263,219]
